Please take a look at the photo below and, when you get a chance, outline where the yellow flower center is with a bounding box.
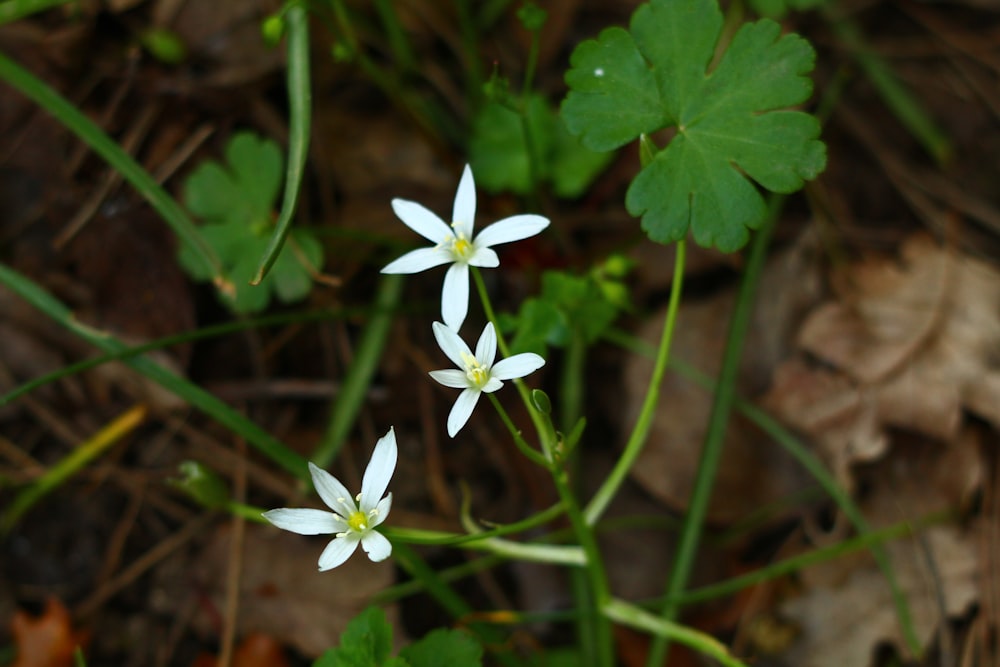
[347,510,369,532]
[448,223,474,261]
[461,352,489,388]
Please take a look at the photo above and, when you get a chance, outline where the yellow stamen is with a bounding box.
[449,222,474,260]
[347,510,368,532]
[460,351,489,387]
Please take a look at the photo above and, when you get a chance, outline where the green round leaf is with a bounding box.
[561,26,665,151]
[560,0,827,251]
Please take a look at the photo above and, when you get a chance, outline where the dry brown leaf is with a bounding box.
[161,523,395,658]
[764,234,1000,490]
[799,234,1000,438]
[10,598,86,667]
[191,632,290,667]
[777,433,982,667]
[622,231,822,522]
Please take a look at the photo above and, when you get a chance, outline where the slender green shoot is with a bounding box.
[312,274,404,468]
[827,12,950,165]
[604,599,748,667]
[671,510,951,608]
[0,0,75,24]
[0,51,227,294]
[252,4,311,284]
[0,262,309,479]
[645,200,778,667]
[584,240,685,525]
[1,404,147,533]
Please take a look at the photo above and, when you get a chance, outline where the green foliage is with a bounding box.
[397,628,482,667]
[505,256,631,355]
[178,131,322,313]
[314,607,482,667]
[748,0,828,19]
[140,27,186,64]
[516,2,547,32]
[170,461,229,509]
[561,0,826,251]
[469,94,613,199]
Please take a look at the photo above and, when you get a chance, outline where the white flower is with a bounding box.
[429,321,545,437]
[381,164,550,331]
[262,428,397,571]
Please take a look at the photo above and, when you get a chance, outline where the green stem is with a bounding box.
[312,274,403,467]
[1,307,363,407]
[672,510,950,608]
[1,404,147,533]
[454,0,484,104]
[253,4,311,284]
[604,599,747,667]
[383,501,565,546]
[0,50,226,293]
[560,333,585,434]
[486,393,549,467]
[551,466,615,667]
[487,373,614,666]
[389,541,519,667]
[372,553,503,605]
[0,262,309,479]
[585,240,685,525]
[601,332,923,654]
[328,0,457,146]
[827,11,950,165]
[0,0,74,24]
[646,204,777,667]
[471,266,548,440]
[373,0,417,71]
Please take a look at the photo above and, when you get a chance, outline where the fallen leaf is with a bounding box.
[798,234,1000,439]
[10,598,86,667]
[176,523,396,658]
[764,234,1000,489]
[777,431,982,667]
[622,230,822,522]
[191,632,290,667]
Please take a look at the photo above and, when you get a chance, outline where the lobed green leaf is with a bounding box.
[561,0,827,251]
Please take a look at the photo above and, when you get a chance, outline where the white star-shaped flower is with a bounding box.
[381,164,550,331]
[262,428,397,571]
[429,321,545,437]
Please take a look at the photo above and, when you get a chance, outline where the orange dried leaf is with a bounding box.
[191,633,290,667]
[10,598,86,667]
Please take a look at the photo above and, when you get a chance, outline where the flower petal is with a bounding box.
[452,164,476,237]
[441,263,470,331]
[491,352,546,380]
[361,530,392,562]
[473,214,549,248]
[382,247,453,274]
[467,246,499,268]
[482,377,503,393]
[309,462,355,517]
[262,508,344,535]
[391,199,451,243]
[360,427,397,511]
[317,534,360,571]
[475,322,498,368]
[372,493,393,527]
[429,368,471,389]
[432,321,472,369]
[447,388,482,437]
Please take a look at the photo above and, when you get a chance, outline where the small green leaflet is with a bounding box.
[561,0,826,252]
[313,607,483,667]
[178,131,323,313]
[469,95,612,198]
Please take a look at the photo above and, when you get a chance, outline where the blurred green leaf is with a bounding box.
[561,0,826,251]
[179,132,322,313]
